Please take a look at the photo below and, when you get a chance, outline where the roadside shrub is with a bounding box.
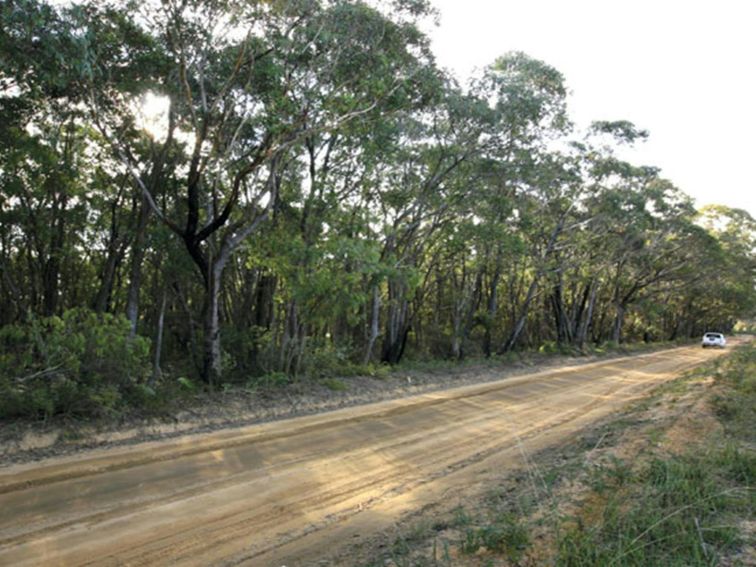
[300,341,357,378]
[222,325,273,377]
[0,309,151,420]
[538,341,578,356]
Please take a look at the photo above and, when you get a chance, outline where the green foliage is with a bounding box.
[0,309,150,419]
[362,363,391,379]
[176,377,197,392]
[538,340,576,355]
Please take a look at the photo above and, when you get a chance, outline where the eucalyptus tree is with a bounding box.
[692,205,756,332]
[1,0,179,334]
[536,121,652,348]
[73,0,436,384]
[582,164,698,342]
[363,84,492,364]
[463,52,572,352]
[0,0,112,320]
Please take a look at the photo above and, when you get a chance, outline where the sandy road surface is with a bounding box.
[0,343,738,566]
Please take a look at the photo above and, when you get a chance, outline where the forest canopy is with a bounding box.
[1,0,755,419]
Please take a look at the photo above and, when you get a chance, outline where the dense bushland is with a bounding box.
[0,309,187,419]
[1,0,755,419]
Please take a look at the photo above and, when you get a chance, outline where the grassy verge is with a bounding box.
[363,343,755,567]
[553,346,755,567]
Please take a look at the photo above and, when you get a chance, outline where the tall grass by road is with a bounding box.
[555,344,755,566]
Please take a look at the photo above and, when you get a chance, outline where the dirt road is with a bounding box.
[0,343,737,566]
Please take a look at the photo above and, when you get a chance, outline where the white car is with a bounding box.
[701,332,726,348]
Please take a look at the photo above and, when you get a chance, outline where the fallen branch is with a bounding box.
[15,365,64,383]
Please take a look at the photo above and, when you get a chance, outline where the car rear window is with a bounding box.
[705,333,722,339]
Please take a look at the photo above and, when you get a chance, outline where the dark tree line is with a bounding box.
[1,0,754,417]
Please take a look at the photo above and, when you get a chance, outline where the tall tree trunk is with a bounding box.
[125,196,151,336]
[451,308,463,360]
[279,298,302,375]
[574,280,598,348]
[202,260,225,387]
[93,246,123,314]
[550,279,572,344]
[42,194,68,317]
[0,257,25,323]
[456,268,483,360]
[501,277,539,353]
[570,280,592,341]
[151,287,167,385]
[450,266,466,361]
[611,303,626,343]
[253,273,277,330]
[483,263,502,358]
[381,279,411,364]
[93,183,128,314]
[173,282,201,374]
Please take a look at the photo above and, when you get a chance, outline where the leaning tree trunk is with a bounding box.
[363,284,381,365]
[501,277,539,353]
[502,212,568,353]
[151,287,167,385]
[574,280,598,348]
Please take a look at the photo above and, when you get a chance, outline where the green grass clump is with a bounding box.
[460,514,530,561]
